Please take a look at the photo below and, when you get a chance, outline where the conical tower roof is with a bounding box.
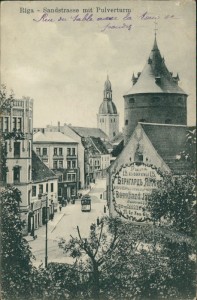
[125,36,187,96]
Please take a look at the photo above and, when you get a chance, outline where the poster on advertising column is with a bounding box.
[112,163,163,222]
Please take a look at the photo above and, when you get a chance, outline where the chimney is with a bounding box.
[58,121,60,132]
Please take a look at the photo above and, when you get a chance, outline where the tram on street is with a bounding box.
[81,194,91,212]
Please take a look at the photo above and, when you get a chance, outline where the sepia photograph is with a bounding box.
[0,0,196,299]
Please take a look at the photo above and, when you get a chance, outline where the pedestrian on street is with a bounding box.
[59,203,62,212]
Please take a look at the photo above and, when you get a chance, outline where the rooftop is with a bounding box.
[71,126,108,140]
[140,123,193,174]
[82,136,109,155]
[33,131,78,144]
[32,150,57,182]
[125,37,187,96]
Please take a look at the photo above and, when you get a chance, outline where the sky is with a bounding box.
[1,1,196,129]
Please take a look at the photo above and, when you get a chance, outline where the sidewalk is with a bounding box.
[25,209,66,243]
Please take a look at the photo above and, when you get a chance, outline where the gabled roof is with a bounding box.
[32,150,57,182]
[110,132,124,145]
[140,123,193,174]
[71,126,108,139]
[33,131,78,144]
[111,140,124,157]
[82,137,109,155]
[125,37,187,96]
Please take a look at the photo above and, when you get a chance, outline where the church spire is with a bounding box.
[104,75,112,99]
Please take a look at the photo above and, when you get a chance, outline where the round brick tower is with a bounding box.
[123,36,187,144]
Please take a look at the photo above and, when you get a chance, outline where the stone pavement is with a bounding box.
[25,187,92,243]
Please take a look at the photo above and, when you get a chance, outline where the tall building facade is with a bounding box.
[0,98,33,208]
[97,76,119,141]
[123,36,187,144]
[33,131,79,202]
[0,97,33,232]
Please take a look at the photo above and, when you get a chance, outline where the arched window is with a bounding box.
[129,98,135,104]
[152,97,160,103]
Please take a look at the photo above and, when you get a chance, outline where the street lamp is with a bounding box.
[45,194,48,268]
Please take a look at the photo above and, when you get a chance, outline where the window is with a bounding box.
[13,117,17,130]
[67,174,72,181]
[32,186,36,197]
[165,119,171,124]
[129,98,135,104]
[67,148,71,155]
[59,148,63,155]
[36,148,41,155]
[14,142,20,158]
[125,120,128,125]
[59,160,63,168]
[72,148,76,155]
[13,166,20,183]
[39,184,43,194]
[113,132,116,136]
[43,148,47,155]
[72,161,76,168]
[54,148,57,155]
[18,118,22,131]
[29,142,31,157]
[111,119,112,123]
[152,97,160,103]
[53,160,58,169]
[29,118,32,132]
[67,161,71,169]
[28,165,31,181]
[51,183,54,192]
[4,117,9,132]
[46,183,48,192]
[139,119,146,122]
[72,174,76,181]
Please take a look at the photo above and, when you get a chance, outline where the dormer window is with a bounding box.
[155,77,161,84]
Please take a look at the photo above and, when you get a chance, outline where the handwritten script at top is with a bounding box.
[33,12,178,31]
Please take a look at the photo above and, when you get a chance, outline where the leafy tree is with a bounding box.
[58,217,123,300]
[147,174,196,299]
[0,186,35,300]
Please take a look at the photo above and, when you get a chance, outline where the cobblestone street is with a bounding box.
[26,179,108,267]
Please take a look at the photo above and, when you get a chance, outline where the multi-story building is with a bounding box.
[34,122,85,189]
[82,136,110,182]
[0,97,33,230]
[33,131,79,202]
[31,150,58,231]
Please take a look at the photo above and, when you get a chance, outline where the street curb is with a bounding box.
[51,213,65,233]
